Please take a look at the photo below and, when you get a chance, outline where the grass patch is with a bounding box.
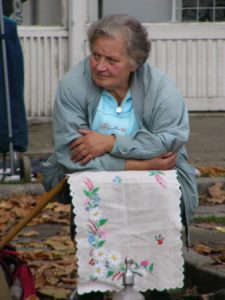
[193,215,225,226]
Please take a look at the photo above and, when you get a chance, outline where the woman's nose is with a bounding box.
[96,58,107,71]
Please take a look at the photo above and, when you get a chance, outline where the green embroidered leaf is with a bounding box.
[120,264,126,272]
[90,203,98,209]
[83,189,91,197]
[93,187,100,194]
[148,263,154,273]
[107,270,114,278]
[98,240,106,247]
[134,262,140,269]
[148,171,164,176]
[90,275,97,281]
[98,218,108,226]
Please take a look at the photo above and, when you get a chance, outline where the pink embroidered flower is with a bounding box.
[83,177,94,190]
[87,221,98,234]
[112,271,123,281]
[155,174,167,188]
[98,229,108,239]
[84,198,90,206]
[140,260,150,267]
[89,258,95,265]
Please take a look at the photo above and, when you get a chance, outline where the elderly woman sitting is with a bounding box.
[42,14,198,300]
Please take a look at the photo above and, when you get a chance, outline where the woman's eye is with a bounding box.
[108,58,117,64]
[93,53,100,60]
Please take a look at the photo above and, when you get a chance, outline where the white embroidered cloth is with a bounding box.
[68,170,184,294]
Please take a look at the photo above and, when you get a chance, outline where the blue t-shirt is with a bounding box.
[91,90,140,136]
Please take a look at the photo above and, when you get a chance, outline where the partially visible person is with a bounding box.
[42,14,198,300]
[0,2,28,154]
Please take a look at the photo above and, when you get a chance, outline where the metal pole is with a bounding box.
[98,0,103,19]
[0,0,15,174]
[171,0,176,22]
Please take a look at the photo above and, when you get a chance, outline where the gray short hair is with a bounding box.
[87,14,151,68]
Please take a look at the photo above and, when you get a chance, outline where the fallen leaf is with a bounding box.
[38,286,71,299]
[19,230,40,237]
[0,201,13,210]
[194,244,212,255]
[198,166,225,177]
[208,182,225,204]
[211,251,225,264]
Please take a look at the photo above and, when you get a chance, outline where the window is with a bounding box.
[101,0,174,23]
[176,0,225,21]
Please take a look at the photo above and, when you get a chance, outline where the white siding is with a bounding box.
[18,26,69,119]
[144,23,225,111]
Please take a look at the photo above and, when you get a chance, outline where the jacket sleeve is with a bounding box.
[53,81,125,172]
[110,75,189,160]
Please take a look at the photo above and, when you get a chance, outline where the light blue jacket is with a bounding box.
[42,58,198,225]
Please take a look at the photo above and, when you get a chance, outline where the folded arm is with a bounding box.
[53,82,124,172]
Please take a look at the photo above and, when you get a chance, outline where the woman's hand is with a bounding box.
[70,129,115,165]
[125,152,177,170]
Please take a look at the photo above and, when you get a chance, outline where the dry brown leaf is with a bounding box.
[22,250,54,261]
[211,251,225,264]
[19,230,40,237]
[26,241,45,248]
[0,201,13,210]
[208,182,225,198]
[26,261,43,268]
[194,243,212,255]
[207,197,225,204]
[198,166,225,177]
[0,211,12,224]
[53,204,70,213]
[35,272,46,289]
[14,207,29,218]
[0,223,10,234]
[45,271,60,286]
[44,240,70,251]
[38,286,71,299]
[60,277,77,285]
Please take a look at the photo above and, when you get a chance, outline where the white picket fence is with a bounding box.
[18,26,69,120]
[18,23,225,120]
[145,23,225,111]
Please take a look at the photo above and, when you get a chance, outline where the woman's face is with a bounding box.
[89,34,136,98]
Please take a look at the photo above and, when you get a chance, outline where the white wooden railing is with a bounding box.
[18,26,69,120]
[18,23,225,120]
[144,23,225,111]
